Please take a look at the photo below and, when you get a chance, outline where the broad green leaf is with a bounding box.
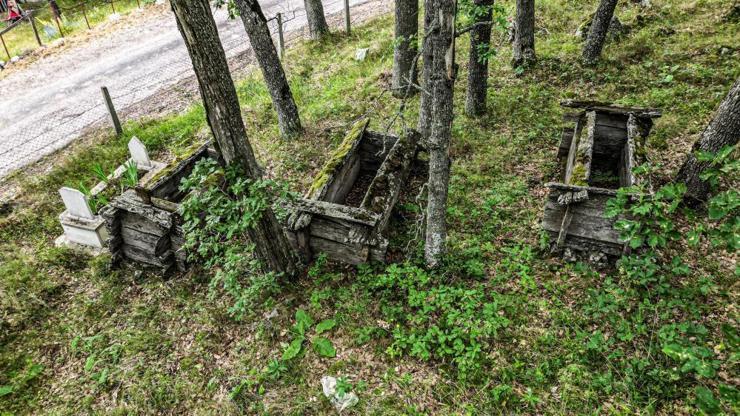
[315,319,337,334]
[312,337,336,358]
[695,386,720,415]
[282,336,305,361]
[0,385,13,397]
[295,310,313,336]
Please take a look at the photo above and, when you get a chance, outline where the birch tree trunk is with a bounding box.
[425,0,456,268]
[235,0,303,138]
[512,0,535,68]
[171,0,300,277]
[392,0,419,97]
[304,0,330,40]
[677,78,740,202]
[465,0,493,116]
[582,0,619,65]
[417,0,435,138]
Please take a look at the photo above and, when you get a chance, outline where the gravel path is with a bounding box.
[0,0,386,180]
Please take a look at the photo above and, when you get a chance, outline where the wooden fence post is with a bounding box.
[0,34,9,60]
[344,0,350,33]
[53,13,64,37]
[101,86,123,136]
[82,4,91,29]
[277,12,285,59]
[28,12,42,46]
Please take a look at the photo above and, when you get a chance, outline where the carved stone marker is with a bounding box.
[57,187,108,249]
[128,137,151,168]
[59,187,94,219]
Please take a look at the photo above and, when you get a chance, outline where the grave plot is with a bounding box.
[100,142,217,272]
[542,100,661,258]
[56,137,166,251]
[286,118,421,264]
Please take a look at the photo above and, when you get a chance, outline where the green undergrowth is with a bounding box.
[1,0,738,414]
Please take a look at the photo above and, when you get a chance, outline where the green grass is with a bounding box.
[0,0,146,61]
[1,0,739,414]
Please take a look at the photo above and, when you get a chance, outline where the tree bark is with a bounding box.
[235,0,303,138]
[582,0,619,65]
[392,0,419,97]
[677,78,740,202]
[417,0,435,138]
[425,0,456,268]
[171,0,300,277]
[512,0,535,68]
[304,0,330,40]
[465,0,493,116]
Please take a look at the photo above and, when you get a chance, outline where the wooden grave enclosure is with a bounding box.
[542,100,661,257]
[100,143,217,272]
[286,118,421,265]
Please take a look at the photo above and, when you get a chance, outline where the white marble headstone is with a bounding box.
[128,137,151,167]
[59,187,94,219]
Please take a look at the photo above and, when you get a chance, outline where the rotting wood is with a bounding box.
[286,121,420,265]
[544,101,663,260]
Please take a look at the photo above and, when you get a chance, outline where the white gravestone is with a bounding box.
[59,187,94,219]
[128,137,151,168]
[57,187,108,249]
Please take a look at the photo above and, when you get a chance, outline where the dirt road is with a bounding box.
[0,0,378,180]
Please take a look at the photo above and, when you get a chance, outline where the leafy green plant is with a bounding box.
[121,161,139,189]
[281,309,338,360]
[606,168,686,249]
[368,263,511,381]
[180,159,294,319]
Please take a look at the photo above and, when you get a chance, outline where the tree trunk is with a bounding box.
[425,0,456,268]
[417,0,435,138]
[465,0,493,116]
[171,0,300,277]
[235,0,303,138]
[304,0,330,40]
[512,0,535,68]
[392,0,419,98]
[677,78,740,202]
[582,0,619,65]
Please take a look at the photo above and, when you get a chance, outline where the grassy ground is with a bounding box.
[0,0,146,60]
[1,0,738,414]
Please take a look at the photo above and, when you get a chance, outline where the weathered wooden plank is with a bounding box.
[289,199,380,227]
[564,116,584,183]
[310,235,369,265]
[121,245,173,269]
[560,100,662,118]
[622,114,640,187]
[559,127,575,158]
[565,111,595,186]
[121,225,169,255]
[542,201,622,244]
[361,130,420,234]
[109,190,172,229]
[545,182,619,196]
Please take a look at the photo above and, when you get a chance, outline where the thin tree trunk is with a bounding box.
[304,0,330,40]
[171,0,299,277]
[417,0,435,137]
[677,78,740,202]
[582,0,619,65]
[235,0,302,138]
[425,0,456,268]
[392,0,419,97]
[465,0,493,116]
[512,0,535,68]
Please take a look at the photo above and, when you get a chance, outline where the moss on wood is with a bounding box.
[307,118,369,197]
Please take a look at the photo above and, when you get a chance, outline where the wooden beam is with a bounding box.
[289,198,380,227]
[560,99,662,118]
